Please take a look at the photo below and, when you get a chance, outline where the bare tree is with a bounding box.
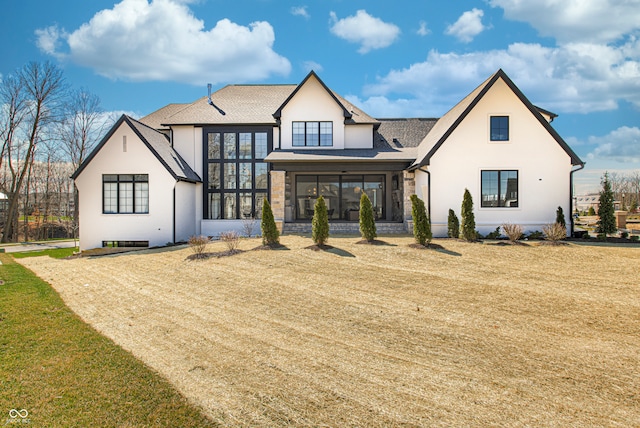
[0,61,65,242]
[57,88,105,237]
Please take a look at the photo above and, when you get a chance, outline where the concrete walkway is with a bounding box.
[0,239,77,253]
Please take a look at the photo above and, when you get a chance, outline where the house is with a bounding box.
[72,69,583,250]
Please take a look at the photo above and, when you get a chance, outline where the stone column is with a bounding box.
[270,170,286,233]
[403,170,415,232]
[615,211,627,229]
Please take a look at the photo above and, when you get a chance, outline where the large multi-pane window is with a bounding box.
[292,121,333,147]
[295,174,385,220]
[204,128,271,219]
[481,170,518,207]
[490,116,509,141]
[103,174,149,214]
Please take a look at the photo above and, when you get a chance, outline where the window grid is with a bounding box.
[205,129,272,219]
[292,121,333,147]
[102,174,149,214]
[481,170,518,208]
[490,116,509,141]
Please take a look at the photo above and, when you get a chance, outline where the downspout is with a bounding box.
[173,184,176,244]
[569,163,585,237]
[418,167,431,219]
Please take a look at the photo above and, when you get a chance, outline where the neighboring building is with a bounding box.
[575,193,600,213]
[72,69,584,250]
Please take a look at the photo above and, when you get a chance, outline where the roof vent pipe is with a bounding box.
[206,83,226,116]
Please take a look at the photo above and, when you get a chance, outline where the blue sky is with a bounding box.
[2,0,639,193]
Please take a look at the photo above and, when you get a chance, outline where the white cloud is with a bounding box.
[356,40,640,117]
[35,0,291,85]
[291,6,309,19]
[35,25,66,58]
[587,126,640,163]
[302,60,323,73]
[329,10,400,54]
[445,8,487,43]
[417,21,430,37]
[489,0,640,44]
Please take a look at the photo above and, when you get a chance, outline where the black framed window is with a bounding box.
[490,116,509,141]
[295,174,385,220]
[204,128,272,219]
[103,174,148,214]
[292,121,333,147]
[481,170,518,207]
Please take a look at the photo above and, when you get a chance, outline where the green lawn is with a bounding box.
[0,254,216,427]
[11,247,78,259]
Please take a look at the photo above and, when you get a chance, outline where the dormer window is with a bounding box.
[293,121,333,147]
[490,116,509,141]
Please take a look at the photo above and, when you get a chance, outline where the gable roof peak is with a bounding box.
[411,69,583,168]
[273,71,352,120]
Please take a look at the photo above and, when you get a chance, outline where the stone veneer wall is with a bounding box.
[270,170,286,232]
[403,171,415,231]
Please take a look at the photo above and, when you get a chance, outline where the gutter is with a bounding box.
[569,163,585,237]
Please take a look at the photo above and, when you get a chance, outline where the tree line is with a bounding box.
[604,171,640,212]
[0,61,112,242]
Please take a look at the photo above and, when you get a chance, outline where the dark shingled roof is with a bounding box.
[72,115,201,183]
[375,118,438,149]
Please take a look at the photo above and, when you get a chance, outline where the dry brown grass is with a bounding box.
[19,236,640,426]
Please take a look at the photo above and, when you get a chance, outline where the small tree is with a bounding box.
[447,209,459,238]
[220,231,240,253]
[188,235,210,258]
[359,192,377,242]
[460,188,476,241]
[312,195,329,245]
[556,206,566,228]
[260,198,279,245]
[597,172,616,236]
[587,206,596,216]
[410,195,432,246]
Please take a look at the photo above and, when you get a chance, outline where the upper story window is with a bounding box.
[481,170,518,208]
[292,121,333,147]
[490,116,509,141]
[103,174,149,214]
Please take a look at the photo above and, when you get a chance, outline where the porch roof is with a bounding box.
[265,147,417,162]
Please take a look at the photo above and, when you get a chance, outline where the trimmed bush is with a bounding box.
[359,192,377,242]
[526,230,544,240]
[543,222,567,242]
[447,209,459,238]
[587,206,596,216]
[312,195,329,245]
[261,199,280,245]
[556,206,566,228]
[460,188,476,241]
[485,227,501,240]
[410,195,432,246]
[502,223,524,242]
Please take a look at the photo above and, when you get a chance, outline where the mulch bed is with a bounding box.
[304,244,333,251]
[407,242,445,250]
[355,239,393,246]
[185,249,244,261]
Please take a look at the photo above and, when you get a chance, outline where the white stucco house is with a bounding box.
[72,69,584,250]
